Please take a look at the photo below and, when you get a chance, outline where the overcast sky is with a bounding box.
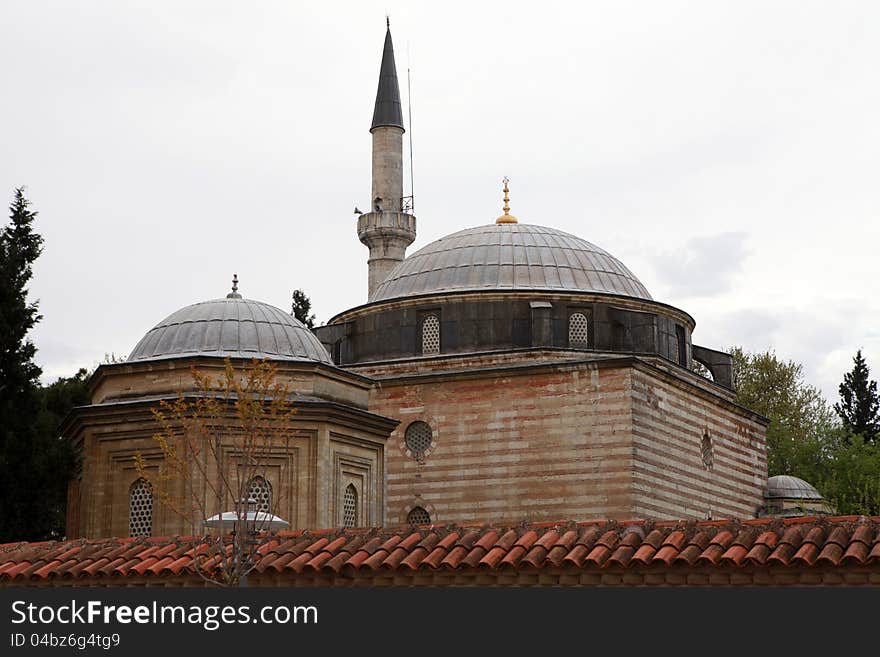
[3,1,878,403]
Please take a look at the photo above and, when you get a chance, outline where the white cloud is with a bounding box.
[650,232,750,298]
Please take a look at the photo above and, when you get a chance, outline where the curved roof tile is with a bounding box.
[2,517,879,584]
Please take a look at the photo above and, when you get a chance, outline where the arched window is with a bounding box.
[701,431,714,471]
[129,478,153,537]
[247,475,272,513]
[422,314,440,355]
[568,312,590,348]
[675,324,687,366]
[404,421,433,460]
[407,506,431,526]
[342,483,358,528]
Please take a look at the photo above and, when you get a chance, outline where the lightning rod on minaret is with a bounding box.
[407,62,415,212]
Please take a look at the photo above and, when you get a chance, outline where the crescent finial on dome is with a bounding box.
[227,273,242,299]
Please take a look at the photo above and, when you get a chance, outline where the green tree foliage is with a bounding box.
[32,369,89,535]
[291,289,316,328]
[0,188,46,540]
[834,349,880,442]
[810,430,880,515]
[730,347,834,475]
[732,346,880,515]
[0,188,43,395]
[0,189,81,541]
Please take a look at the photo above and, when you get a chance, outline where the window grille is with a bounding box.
[129,478,153,537]
[343,484,358,528]
[422,314,440,355]
[568,312,590,348]
[405,421,433,459]
[407,506,431,526]
[247,476,272,513]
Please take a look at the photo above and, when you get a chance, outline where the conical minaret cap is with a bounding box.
[370,21,405,132]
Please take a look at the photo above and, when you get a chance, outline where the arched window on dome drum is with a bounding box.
[246,476,272,513]
[421,314,440,355]
[407,506,431,526]
[675,324,687,366]
[342,484,358,528]
[568,312,591,349]
[129,478,153,538]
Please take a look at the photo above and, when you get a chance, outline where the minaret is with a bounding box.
[357,19,417,300]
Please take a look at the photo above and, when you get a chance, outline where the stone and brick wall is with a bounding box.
[65,407,389,539]
[64,360,396,539]
[630,367,767,520]
[356,352,766,524]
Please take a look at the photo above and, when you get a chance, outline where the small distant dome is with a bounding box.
[765,475,824,500]
[371,223,652,302]
[761,474,833,518]
[128,296,332,365]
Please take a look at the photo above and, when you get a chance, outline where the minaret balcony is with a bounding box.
[357,211,417,245]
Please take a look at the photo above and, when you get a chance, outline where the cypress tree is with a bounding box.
[291,289,316,328]
[834,349,880,442]
[0,188,43,392]
[0,188,77,541]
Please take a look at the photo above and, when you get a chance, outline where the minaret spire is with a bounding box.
[371,20,404,132]
[358,20,417,301]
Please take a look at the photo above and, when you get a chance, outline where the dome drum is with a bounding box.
[87,355,373,409]
[315,291,734,387]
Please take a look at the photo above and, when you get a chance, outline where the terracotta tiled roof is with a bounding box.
[2,516,879,585]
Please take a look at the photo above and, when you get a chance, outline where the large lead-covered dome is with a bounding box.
[128,296,332,364]
[371,223,652,302]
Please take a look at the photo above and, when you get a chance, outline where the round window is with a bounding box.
[405,421,433,458]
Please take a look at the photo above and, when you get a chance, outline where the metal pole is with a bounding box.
[407,65,415,212]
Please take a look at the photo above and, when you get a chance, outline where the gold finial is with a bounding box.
[495,176,518,224]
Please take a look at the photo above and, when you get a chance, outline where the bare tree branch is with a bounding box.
[135,358,295,586]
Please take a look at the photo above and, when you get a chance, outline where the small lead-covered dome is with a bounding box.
[128,291,332,365]
[761,474,833,518]
[371,223,652,302]
[765,475,824,500]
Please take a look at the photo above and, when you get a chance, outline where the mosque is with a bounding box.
[4,22,874,590]
[55,22,781,542]
[58,22,779,539]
